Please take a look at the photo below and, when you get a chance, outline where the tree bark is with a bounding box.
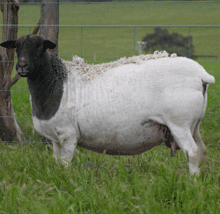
[40,0,59,54]
[0,0,27,142]
[36,0,59,144]
[32,16,41,35]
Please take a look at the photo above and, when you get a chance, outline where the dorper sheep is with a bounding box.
[0,34,215,176]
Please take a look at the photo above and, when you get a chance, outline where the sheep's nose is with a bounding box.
[18,57,28,67]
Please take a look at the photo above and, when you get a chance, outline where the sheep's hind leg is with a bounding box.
[193,120,207,169]
[166,123,201,176]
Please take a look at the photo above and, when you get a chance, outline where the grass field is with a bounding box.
[0,143,219,213]
[1,2,220,61]
[0,2,220,213]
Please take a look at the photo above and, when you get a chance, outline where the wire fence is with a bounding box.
[1,24,220,60]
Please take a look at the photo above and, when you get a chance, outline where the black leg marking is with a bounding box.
[164,128,172,149]
[202,82,207,96]
[164,128,180,157]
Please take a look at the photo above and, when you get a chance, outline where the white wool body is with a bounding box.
[33,54,214,174]
[31,50,214,176]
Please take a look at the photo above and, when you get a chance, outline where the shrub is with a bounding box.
[142,28,197,59]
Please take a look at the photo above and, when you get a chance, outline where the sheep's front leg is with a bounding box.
[60,137,78,165]
[54,127,78,165]
[52,141,61,162]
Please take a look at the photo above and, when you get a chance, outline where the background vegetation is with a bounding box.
[0,2,219,213]
[142,27,197,58]
[1,1,220,62]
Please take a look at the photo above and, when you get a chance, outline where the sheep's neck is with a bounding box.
[27,62,65,120]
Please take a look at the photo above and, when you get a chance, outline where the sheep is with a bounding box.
[0,34,215,176]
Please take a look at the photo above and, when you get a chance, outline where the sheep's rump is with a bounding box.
[62,51,177,82]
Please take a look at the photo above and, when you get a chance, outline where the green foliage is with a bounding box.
[142,27,197,58]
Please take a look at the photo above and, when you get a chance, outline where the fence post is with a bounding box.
[188,27,191,58]
[81,27,83,58]
[134,27,136,56]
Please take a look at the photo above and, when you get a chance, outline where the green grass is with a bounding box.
[199,63,220,146]
[1,2,220,213]
[0,143,219,213]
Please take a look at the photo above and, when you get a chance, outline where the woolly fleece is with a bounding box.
[63,51,177,81]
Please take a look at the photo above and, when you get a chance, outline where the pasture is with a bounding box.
[0,2,220,213]
[1,2,220,62]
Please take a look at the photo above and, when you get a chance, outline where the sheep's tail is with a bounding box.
[198,66,215,95]
[201,73,215,84]
[199,66,215,85]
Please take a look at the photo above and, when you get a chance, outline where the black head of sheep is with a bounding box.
[0,34,56,77]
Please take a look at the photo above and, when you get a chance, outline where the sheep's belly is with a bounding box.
[32,115,172,156]
[78,121,167,155]
[78,140,163,155]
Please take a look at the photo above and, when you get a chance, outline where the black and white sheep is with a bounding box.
[0,34,215,176]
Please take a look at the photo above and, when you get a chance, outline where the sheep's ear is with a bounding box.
[0,40,16,49]
[43,40,56,50]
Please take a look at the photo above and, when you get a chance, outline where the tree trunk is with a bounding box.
[33,0,59,144]
[0,0,27,142]
[40,0,59,54]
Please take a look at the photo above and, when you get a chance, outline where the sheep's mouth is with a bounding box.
[17,67,29,77]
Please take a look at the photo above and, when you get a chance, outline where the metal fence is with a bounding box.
[1,24,220,60]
